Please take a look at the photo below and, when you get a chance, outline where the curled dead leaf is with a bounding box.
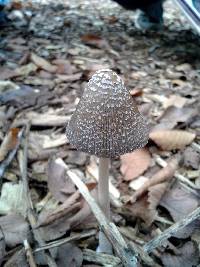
[0,128,20,162]
[31,53,57,73]
[120,148,151,181]
[131,157,179,202]
[149,130,196,150]
[161,241,199,267]
[48,158,76,203]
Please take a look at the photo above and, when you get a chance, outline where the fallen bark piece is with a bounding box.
[149,130,196,150]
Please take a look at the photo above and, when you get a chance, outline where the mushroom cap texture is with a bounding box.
[66,69,149,158]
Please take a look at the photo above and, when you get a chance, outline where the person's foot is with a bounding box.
[135,11,163,30]
[0,10,8,26]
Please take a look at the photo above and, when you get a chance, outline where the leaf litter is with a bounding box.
[0,0,200,266]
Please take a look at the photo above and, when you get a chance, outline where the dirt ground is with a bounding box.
[0,0,200,266]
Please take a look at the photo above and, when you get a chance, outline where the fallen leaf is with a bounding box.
[161,241,199,267]
[131,157,179,202]
[21,112,70,127]
[163,94,187,109]
[148,182,169,222]
[0,213,30,247]
[153,106,197,131]
[175,63,192,72]
[81,34,106,48]
[129,88,143,97]
[48,158,76,203]
[0,128,20,162]
[0,182,27,216]
[52,59,76,75]
[183,147,200,170]
[14,63,38,77]
[149,130,196,150]
[4,248,29,267]
[160,181,200,238]
[125,195,155,225]
[0,81,20,92]
[160,181,199,222]
[120,148,151,181]
[31,53,57,73]
[66,151,88,166]
[0,228,5,266]
[56,243,83,267]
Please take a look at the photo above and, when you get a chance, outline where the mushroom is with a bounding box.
[66,69,149,254]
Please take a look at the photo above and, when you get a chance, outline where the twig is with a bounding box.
[83,249,121,267]
[24,239,37,267]
[56,158,138,267]
[34,229,96,253]
[144,206,200,253]
[154,154,198,189]
[0,127,24,182]
[20,122,58,267]
[119,227,161,267]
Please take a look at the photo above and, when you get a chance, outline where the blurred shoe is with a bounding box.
[136,11,163,30]
[0,9,9,26]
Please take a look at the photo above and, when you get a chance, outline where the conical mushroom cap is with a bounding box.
[66,69,149,158]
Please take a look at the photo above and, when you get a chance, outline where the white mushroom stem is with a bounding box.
[97,157,113,254]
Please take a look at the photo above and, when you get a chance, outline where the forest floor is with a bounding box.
[0,0,200,266]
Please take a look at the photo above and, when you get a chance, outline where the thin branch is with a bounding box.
[24,239,37,267]
[144,206,200,253]
[20,122,58,267]
[56,158,138,267]
[34,229,96,253]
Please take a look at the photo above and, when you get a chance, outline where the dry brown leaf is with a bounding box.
[0,213,30,247]
[163,94,187,109]
[131,157,179,202]
[183,147,200,170]
[160,182,199,222]
[4,248,28,267]
[125,195,156,225]
[152,106,197,131]
[161,241,199,267]
[48,158,76,203]
[120,148,151,181]
[149,130,196,150]
[56,243,83,267]
[0,128,20,161]
[0,228,5,266]
[81,34,107,48]
[125,183,168,225]
[31,53,57,73]
[148,182,169,215]
[160,182,200,239]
